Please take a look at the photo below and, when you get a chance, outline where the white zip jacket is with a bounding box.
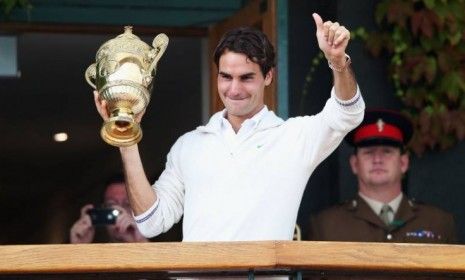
[135,87,365,241]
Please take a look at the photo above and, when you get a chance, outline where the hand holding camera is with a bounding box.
[70,204,96,244]
[105,205,146,242]
[70,204,121,243]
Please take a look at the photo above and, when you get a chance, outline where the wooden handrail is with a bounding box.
[1,241,464,277]
[0,242,275,274]
[277,241,465,274]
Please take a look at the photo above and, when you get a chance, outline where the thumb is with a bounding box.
[312,13,323,31]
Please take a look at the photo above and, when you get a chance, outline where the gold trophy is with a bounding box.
[85,26,169,147]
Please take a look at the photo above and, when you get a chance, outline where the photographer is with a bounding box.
[70,175,148,243]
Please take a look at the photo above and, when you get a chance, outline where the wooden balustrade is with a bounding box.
[1,241,464,279]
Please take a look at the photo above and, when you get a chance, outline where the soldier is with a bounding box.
[309,109,457,243]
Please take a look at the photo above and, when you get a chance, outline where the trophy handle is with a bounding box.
[85,63,97,89]
[149,33,169,74]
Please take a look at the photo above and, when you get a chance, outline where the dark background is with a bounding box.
[0,34,201,243]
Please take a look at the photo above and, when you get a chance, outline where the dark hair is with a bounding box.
[353,144,406,155]
[104,173,125,188]
[213,27,276,77]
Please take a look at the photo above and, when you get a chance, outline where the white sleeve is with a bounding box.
[133,137,186,238]
[328,85,365,125]
[302,85,365,168]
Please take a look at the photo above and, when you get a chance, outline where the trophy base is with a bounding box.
[100,108,142,147]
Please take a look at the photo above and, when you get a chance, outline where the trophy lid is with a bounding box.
[95,26,151,62]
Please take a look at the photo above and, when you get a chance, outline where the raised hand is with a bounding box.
[93,91,146,123]
[93,91,110,121]
[312,13,350,67]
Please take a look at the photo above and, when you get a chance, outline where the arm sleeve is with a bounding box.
[133,137,186,238]
[301,85,365,169]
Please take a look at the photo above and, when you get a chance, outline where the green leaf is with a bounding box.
[449,1,465,20]
[4,0,18,15]
[425,106,434,114]
[432,2,448,19]
[375,0,390,24]
[423,0,436,9]
[448,31,462,45]
[2,0,32,16]
[392,53,402,66]
[419,37,433,51]
[425,57,437,84]
[440,71,465,102]
[351,27,368,41]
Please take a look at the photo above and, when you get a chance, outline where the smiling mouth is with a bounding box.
[370,169,386,173]
[228,96,247,101]
[228,98,247,103]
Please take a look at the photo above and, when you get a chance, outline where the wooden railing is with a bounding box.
[1,241,465,279]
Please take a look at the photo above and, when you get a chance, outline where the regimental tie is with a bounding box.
[379,204,393,225]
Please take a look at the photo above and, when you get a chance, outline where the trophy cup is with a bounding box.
[85,26,169,147]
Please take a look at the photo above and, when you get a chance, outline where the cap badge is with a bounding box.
[376,119,385,132]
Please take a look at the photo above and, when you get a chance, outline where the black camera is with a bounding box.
[87,208,120,226]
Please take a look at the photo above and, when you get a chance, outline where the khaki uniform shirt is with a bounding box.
[309,195,457,243]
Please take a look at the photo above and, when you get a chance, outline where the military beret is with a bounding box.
[345,109,413,147]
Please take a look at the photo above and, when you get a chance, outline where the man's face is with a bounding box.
[103,182,134,241]
[103,182,146,242]
[103,183,130,212]
[217,50,272,121]
[350,145,409,189]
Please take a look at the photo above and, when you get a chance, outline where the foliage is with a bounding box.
[1,0,32,17]
[300,52,324,114]
[355,0,465,155]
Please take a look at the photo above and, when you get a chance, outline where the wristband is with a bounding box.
[328,54,351,72]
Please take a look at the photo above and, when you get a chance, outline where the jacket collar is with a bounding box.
[196,108,284,134]
[351,196,387,229]
[392,196,416,228]
[350,195,417,231]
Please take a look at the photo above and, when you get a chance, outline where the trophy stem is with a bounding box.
[101,107,142,147]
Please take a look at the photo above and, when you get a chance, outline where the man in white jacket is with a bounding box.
[93,13,365,241]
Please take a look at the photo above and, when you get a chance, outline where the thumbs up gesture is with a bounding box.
[312,13,350,69]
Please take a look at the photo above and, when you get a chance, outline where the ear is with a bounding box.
[264,68,273,86]
[349,154,358,175]
[400,152,409,174]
